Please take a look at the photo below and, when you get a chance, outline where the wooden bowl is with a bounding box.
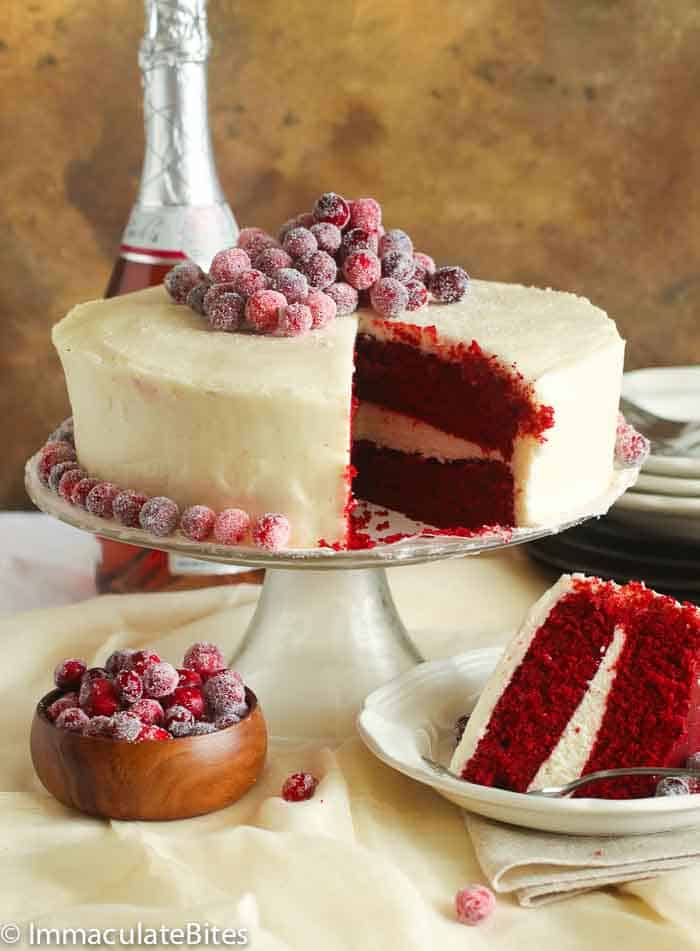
[30,688,267,820]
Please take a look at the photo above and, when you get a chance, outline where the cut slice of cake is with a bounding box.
[451,574,700,798]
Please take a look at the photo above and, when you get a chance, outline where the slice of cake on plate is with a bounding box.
[451,574,700,798]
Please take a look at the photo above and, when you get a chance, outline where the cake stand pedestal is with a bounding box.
[26,453,640,741]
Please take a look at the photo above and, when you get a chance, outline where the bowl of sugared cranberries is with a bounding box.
[30,642,267,820]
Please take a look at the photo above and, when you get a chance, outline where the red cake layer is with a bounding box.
[575,583,700,798]
[354,327,554,461]
[351,440,515,529]
[460,582,620,792]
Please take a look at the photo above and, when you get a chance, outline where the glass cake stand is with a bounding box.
[25,454,640,741]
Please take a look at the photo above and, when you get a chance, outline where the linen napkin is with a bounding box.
[465,811,700,907]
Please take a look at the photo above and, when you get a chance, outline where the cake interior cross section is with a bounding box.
[51,279,624,549]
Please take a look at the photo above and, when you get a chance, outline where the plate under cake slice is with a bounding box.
[451,573,700,798]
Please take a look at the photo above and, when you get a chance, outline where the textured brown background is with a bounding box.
[2,0,699,508]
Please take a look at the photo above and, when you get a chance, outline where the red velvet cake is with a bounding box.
[451,574,700,798]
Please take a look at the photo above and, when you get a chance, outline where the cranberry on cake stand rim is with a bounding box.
[26,452,641,743]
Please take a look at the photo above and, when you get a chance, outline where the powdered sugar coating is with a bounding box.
[233,268,270,297]
[253,513,291,550]
[55,707,90,733]
[49,417,75,446]
[39,441,77,484]
[48,460,82,493]
[299,250,337,290]
[213,508,251,545]
[429,265,470,303]
[310,222,342,255]
[276,303,313,337]
[215,708,247,729]
[139,724,172,741]
[54,658,86,690]
[271,267,309,304]
[164,262,204,304]
[349,198,382,232]
[83,715,115,738]
[342,250,381,290]
[207,291,246,332]
[58,467,87,503]
[379,229,413,258]
[246,290,287,334]
[47,691,80,721]
[240,231,279,262]
[180,505,216,541]
[282,772,318,802]
[165,704,195,736]
[455,885,496,926]
[139,496,180,537]
[325,282,359,315]
[283,227,317,259]
[183,642,225,678]
[412,252,436,283]
[105,649,137,676]
[165,685,205,719]
[341,227,379,258]
[381,250,416,284]
[86,482,120,519]
[370,278,409,317]
[186,280,211,316]
[405,279,429,312]
[130,698,165,725]
[71,478,100,509]
[130,650,161,676]
[190,720,217,735]
[177,668,202,688]
[254,247,293,277]
[236,227,268,251]
[209,247,251,283]
[203,669,245,714]
[313,192,350,228]
[143,661,179,699]
[615,414,651,466]
[115,668,143,704]
[305,290,337,329]
[111,710,144,742]
[113,490,148,528]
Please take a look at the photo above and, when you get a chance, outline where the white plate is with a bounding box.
[358,648,700,836]
[622,366,700,477]
[634,472,700,497]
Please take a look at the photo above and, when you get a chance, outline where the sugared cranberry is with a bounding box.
[349,198,382,232]
[240,231,279,262]
[232,268,269,297]
[105,649,137,676]
[213,508,251,545]
[342,250,381,290]
[379,229,413,258]
[46,692,80,722]
[86,482,120,519]
[271,267,309,304]
[276,303,313,337]
[165,686,205,720]
[177,668,202,688]
[55,707,89,733]
[130,698,165,726]
[180,505,216,542]
[130,650,161,676]
[58,467,87,503]
[254,247,293,277]
[282,772,318,802]
[115,669,143,704]
[203,669,245,715]
[215,709,247,729]
[370,278,409,317]
[83,715,115,738]
[207,291,246,332]
[71,477,100,509]
[413,252,436,284]
[237,227,269,251]
[81,667,109,683]
[111,710,144,742]
[191,720,217,735]
[341,228,379,259]
[186,280,211,316]
[39,441,76,484]
[405,279,429,312]
[455,885,496,926]
[325,282,359,316]
[139,496,180,537]
[209,247,251,283]
[283,227,317,260]
[305,290,337,329]
[79,678,119,718]
[299,250,337,290]
[113,490,148,528]
[454,714,470,746]
[615,415,651,467]
[656,777,691,797]
[310,222,342,255]
[48,461,82,493]
[202,281,236,312]
[246,289,288,334]
[381,250,415,284]
[253,513,291,550]
[139,724,172,741]
[143,661,179,699]
[165,704,195,737]
[49,417,74,446]
[164,262,204,304]
[313,192,350,228]
[430,266,470,303]
[183,642,225,679]
[54,658,87,690]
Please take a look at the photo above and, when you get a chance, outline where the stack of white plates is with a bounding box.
[609,366,700,544]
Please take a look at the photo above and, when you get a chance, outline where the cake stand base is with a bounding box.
[231,567,422,741]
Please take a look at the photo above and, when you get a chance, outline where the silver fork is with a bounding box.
[620,396,700,457]
[421,757,700,797]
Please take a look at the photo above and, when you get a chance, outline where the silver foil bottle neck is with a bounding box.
[139,0,210,70]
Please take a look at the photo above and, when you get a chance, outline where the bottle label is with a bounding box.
[168,554,252,576]
[121,203,237,270]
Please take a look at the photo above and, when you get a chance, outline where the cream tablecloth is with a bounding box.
[0,515,698,949]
